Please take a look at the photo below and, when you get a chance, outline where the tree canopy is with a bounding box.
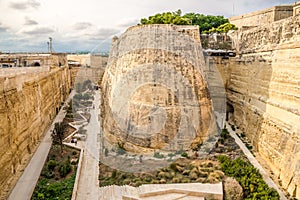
[140,10,237,33]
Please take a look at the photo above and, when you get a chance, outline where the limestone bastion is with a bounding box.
[100,24,219,154]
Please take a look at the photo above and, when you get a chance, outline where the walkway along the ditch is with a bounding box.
[225,122,287,200]
[8,90,75,200]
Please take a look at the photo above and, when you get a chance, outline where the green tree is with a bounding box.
[140,10,230,34]
[183,13,228,33]
[140,9,190,25]
[208,22,238,33]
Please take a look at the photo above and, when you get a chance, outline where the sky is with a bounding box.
[0,0,296,53]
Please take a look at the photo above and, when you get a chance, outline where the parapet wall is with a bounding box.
[0,66,71,199]
[67,54,108,84]
[230,5,293,29]
[216,15,300,199]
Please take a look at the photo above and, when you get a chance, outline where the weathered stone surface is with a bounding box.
[67,54,108,84]
[216,15,300,199]
[101,25,216,154]
[0,67,71,199]
[229,5,293,29]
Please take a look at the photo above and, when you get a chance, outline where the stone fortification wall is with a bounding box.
[67,54,91,66]
[67,54,107,84]
[0,66,71,199]
[101,25,217,154]
[216,15,300,199]
[0,53,67,68]
[229,5,293,29]
[294,1,300,16]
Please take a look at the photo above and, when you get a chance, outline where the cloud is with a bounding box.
[73,22,93,30]
[24,17,38,25]
[0,23,8,32]
[116,18,139,28]
[89,28,120,40]
[21,26,55,35]
[66,25,120,41]
[10,0,40,10]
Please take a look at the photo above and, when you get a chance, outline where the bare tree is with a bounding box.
[51,122,67,152]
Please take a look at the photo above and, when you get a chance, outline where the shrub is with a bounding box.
[116,142,126,155]
[181,152,189,158]
[104,148,109,157]
[220,128,229,139]
[154,152,164,159]
[231,124,236,131]
[218,155,279,199]
[47,160,57,171]
[59,159,72,178]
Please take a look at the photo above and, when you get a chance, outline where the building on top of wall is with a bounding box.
[294,1,300,16]
[0,53,67,68]
[229,4,295,29]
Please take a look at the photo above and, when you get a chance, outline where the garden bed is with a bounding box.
[31,145,79,200]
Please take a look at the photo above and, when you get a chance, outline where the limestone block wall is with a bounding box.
[101,25,216,154]
[217,15,300,198]
[68,54,108,84]
[0,66,71,199]
[0,53,67,68]
[229,6,293,29]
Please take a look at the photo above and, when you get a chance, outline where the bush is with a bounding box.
[221,128,229,139]
[59,159,72,178]
[231,124,236,131]
[154,152,164,159]
[47,160,57,171]
[218,155,279,199]
[32,174,75,200]
[104,148,109,157]
[181,152,189,158]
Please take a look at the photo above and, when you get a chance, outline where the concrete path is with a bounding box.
[76,91,100,200]
[226,122,287,200]
[8,90,75,200]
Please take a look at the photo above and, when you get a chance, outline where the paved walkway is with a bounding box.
[8,90,75,200]
[76,91,100,200]
[226,122,287,200]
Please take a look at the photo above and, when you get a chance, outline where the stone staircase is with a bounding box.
[99,182,223,200]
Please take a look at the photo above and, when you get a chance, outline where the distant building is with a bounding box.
[294,1,300,16]
[0,53,67,68]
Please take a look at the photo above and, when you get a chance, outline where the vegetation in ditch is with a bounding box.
[99,158,224,187]
[218,155,280,200]
[31,145,79,200]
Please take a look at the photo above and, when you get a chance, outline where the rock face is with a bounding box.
[0,67,71,199]
[216,15,300,199]
[101,25,216,154]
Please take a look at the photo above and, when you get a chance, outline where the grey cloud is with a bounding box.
[0,23,8,32]
[116,18,139,28]
[10,0,40,10]
[89,28,120,41]
[22,27,55,35]
[73,22,93,30]
[24,17,38,25]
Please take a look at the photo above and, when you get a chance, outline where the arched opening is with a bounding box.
[226,102,234,121]
[33,62,40,66]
